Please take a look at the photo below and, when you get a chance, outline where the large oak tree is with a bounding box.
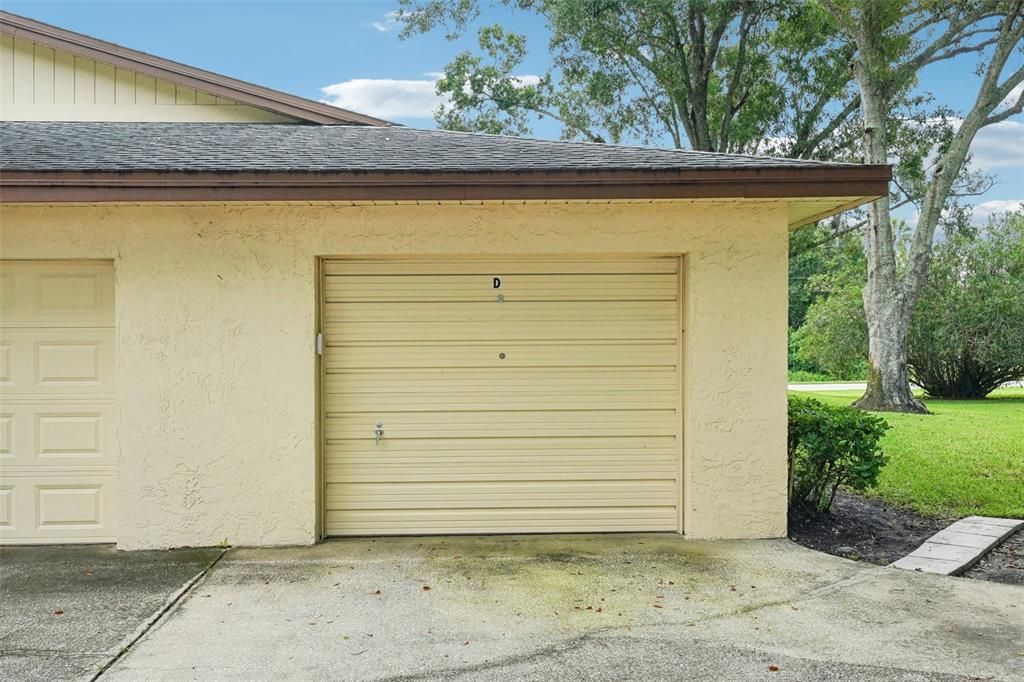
[400,0,1024,412]
[824,0,1023,412]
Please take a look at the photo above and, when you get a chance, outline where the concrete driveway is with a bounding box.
[0,544,223,681]
[3,536,1022,681]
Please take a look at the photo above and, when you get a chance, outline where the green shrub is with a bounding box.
[788,327,821,374]
[787,369,836,383]
[908,211,1024,398]
[792,284,869,380]
[788,396,890,513]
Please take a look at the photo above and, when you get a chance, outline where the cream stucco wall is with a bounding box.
[0,201,789,549]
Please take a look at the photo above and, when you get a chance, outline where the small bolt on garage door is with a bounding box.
[321,257,682,535]
[0,261,118,544]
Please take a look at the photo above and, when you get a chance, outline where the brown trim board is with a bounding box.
[0,166,890,204]
[0,11,392,127]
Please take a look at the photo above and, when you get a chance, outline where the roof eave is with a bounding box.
[0,167,891,210]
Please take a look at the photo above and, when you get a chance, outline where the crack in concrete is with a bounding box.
[88,548,228,681]
[376,566,890,682]
[0,649,107,656]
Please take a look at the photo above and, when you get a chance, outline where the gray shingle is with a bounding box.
[0,122,859,173]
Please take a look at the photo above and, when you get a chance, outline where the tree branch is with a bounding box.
[984,95,1024,125]
[902,0,1024,310]
[928,36,1002,64]
[719,7,755,151]
[794,94,861,158]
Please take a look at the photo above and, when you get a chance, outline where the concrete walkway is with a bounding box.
[788,382,867,392]
[90,536,1023,681]
[893,516,1024,575]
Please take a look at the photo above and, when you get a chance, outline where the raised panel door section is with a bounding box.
[0,260,117,544]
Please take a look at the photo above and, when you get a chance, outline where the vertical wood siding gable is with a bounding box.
[0,36,297,122]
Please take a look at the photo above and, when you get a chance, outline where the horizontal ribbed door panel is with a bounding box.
[321,258,681,535]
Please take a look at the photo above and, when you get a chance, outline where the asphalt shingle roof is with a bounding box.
[0,122,860,174]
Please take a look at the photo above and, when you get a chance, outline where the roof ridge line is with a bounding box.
[405,126,859,166]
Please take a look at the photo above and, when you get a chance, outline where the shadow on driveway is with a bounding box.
[0,544,222,682]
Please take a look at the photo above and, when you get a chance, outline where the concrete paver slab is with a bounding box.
[949,521,1018,537]
[892,516,1024,576]
[0,544,222,682]
[98,536,1023,681]
[963,516,1022,528]
[926,529,1004,549]
[887,556,962,574]
[907,543,979,562]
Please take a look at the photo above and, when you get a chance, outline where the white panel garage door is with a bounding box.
[0,261,117,544]
[322,258,682,535]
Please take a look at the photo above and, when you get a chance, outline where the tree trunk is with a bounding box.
[855,294,926,412]
[829,0,1022,414]
[849,7,929,414]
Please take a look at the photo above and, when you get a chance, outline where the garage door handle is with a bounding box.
[374,422,384,445]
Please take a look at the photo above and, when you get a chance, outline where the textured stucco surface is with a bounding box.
[0,201,789,549]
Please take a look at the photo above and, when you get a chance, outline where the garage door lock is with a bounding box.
[374,422,384,445]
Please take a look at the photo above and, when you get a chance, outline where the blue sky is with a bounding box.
[5,0,1022,220]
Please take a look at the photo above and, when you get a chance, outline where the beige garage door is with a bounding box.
[322,257,682,535]
[0,261,117,544]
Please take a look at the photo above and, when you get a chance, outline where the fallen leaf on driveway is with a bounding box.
[422,585,431,591]
[768,664,779,672]
[372,590,382,595]
[53,610,64,616]
[653,604,663,608]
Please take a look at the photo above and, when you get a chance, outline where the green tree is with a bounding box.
[908,210,1024,398]
[791,221,870,379]
[789,215,867,329]
[795,210,1024,397]
[824,0,1024,412]
[794,283,868,379]
[399,0,861,157]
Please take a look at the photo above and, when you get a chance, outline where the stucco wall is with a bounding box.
[0,201,789,548]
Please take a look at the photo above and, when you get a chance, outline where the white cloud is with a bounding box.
[969,119,1024,171]
[997,82,1024,111]
[321,77,443,119]
[370,11,400,32]
[972,199,1024,222]
[510,75,542,88]
[320,73,543,121]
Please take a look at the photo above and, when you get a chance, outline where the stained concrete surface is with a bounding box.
[0,544,223,681]
[97,536,1023,681]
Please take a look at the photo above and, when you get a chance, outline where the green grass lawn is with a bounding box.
[788,387,1024,519]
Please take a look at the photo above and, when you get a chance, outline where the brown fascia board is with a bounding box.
[0,166,891,205]
[0,11,393,127]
